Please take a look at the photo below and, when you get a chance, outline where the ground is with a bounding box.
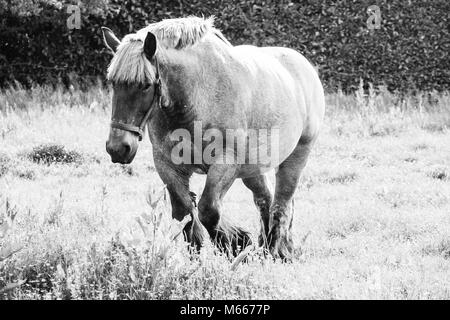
[0,84,449,299]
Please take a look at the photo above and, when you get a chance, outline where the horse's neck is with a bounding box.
[162,36,226,103]
[160,45,210,109]
[151,51,197,134]
[154,36,228,136]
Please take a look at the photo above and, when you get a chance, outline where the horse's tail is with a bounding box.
[214,215,252,256]
[186,192,251,256]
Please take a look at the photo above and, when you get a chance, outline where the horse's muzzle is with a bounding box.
[106,140,137,164]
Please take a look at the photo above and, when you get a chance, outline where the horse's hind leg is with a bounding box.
[198,164,252,256]
[242,175,273,247]
[268,137,314,260]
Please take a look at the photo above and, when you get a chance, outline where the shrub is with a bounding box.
[0,0,449,93]
[426,166,449,181]
[27,144,83,165]
[0,153,9,177]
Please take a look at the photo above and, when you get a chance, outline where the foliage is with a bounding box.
[0,0,449,92]
[27,144,83,165]
[0,153,9,177]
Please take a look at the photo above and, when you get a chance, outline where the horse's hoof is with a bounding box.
[231,228,252,255]
[270,247,294,262]
[267,232,294,262]
[258,233,268,248]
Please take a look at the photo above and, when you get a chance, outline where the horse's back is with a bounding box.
[232,44,325,144]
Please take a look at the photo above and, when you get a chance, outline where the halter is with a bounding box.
[110,57,162,141]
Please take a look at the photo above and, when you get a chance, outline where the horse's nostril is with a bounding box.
[106,140,133,163]
[123,143,131,156]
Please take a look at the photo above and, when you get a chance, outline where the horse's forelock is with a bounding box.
[107,39,155,85]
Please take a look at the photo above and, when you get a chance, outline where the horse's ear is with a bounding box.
[101,27,120,53]
[143,32,157,60]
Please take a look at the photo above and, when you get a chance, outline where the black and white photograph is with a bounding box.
[0,0,449,304]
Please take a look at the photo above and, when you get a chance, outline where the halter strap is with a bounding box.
[110,57,162,141]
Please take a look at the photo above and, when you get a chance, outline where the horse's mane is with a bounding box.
[107,16,230,84]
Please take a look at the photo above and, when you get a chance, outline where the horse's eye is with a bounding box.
[141,83,152,91]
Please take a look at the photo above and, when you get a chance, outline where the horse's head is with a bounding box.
[101,27,160,164]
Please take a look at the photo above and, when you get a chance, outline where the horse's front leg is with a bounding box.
[153,151,204,249]
[198,164,252,256]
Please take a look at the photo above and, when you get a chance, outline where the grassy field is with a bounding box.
[0,83,449,299]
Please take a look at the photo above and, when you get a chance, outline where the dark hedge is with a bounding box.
[0,0,449,92]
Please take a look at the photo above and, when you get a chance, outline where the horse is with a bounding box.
[102,17,325,259]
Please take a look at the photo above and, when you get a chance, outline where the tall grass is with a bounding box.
[0,83,449,299]
[0,80,110,113]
